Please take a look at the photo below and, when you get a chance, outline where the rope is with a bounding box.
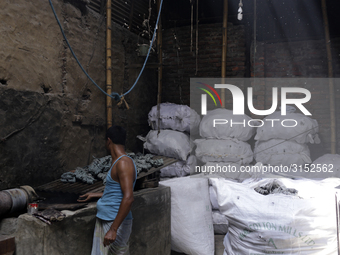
[48,0,164,103]
[117,96,130,110]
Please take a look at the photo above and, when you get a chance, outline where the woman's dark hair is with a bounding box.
[106,126,126,146]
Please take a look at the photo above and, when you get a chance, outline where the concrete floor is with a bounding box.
[171,235,225,255]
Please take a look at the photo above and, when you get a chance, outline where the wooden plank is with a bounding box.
[0,235,15,255]
[140,180,159,189]
[38,203,88,211]
[35,179,60,190]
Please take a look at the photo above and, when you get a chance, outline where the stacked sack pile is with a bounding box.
[143,102,200,178]
[145,103,216,255]
[195,108,256,237]
[254,106,320,170]
[195,108,255,174]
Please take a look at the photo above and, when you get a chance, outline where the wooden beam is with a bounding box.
[157,0,163,132]
[221,0,228,108]
[321,0,337,154]
[106,0,112,129]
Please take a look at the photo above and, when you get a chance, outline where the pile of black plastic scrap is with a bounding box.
[60,154,163,185]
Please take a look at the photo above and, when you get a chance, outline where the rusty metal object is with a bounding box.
[3,189,27,213]
[0,191,12,216]
[20,185,39,203]
[0,186,39,217]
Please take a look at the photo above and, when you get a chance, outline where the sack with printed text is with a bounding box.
[210,178,337,255]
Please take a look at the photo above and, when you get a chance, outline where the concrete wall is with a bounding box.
[130,186,171,255]
[0,0,158,190]
[0,186,171,255]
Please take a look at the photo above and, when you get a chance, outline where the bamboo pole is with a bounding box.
[106,0,112,129]
[157,0,163,134]
[321,0,337,154]
[221,0,228,108]
[335,193,340,255]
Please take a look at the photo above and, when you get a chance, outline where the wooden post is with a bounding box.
[106,0,112,129]
[321,0,337,154]
[157,0,163,134]
[221,0,228,108]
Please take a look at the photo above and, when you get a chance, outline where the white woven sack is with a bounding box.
[255,111,320,144]
[159,177,214,255]
[144,130,191,161]
[212,210,229,235]
[209,186,219,210]
[201,162,259,180]
[160,155,197,178]
[148,102,201,134]
[244,177,340,199]
[254,139,312,166]
[311,154,340,178]
[195,138,253,164]
[211,178,337,255]
[199,108,256,141]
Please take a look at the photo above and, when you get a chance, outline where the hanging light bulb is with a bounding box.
[238,0,243,20]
